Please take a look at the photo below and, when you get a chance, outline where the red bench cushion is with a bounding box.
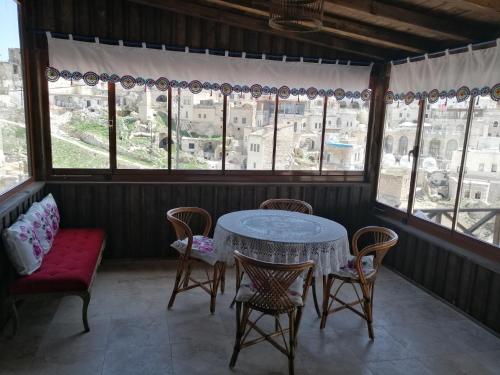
[10,228,105,295]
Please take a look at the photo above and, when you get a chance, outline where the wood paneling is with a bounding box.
[377,215,500,335]
[0,182,45,328]
[45,182,372,259]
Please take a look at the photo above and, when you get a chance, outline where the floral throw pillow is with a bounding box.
[20,202,54,254]
[2,219,43,275]
[39,194,60,235]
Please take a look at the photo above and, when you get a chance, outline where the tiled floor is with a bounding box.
[1,260,499,375]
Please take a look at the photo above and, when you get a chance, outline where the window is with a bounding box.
[376,101,420,211]
[0,0,30,194]
[115,86,169,169]
[172,89,223,170]
[322,97,370,172]
[456,97,500,246]
[49,80,110,169]
[226,93,272,171]
[275,96,320,171]
[412,97,469,229]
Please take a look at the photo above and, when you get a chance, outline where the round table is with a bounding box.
[213,209,350,276]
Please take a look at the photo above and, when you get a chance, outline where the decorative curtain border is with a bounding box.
[385,41,500,105]
[45,35,373,101]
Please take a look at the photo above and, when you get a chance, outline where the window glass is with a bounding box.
[376,101,420,210]
[275,95,321,171]
[226,92,273,170]
[322,98,370,171]
[49,80,109,168]
[457,97,500,245]
[115,86,168,169]
[171,88,222,170]
[0,0,29,193]
[412,98,470,229]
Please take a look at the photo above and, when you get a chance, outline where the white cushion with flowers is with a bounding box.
[2,219,44,275]
[20,202,55,254]
[171,235,218,265]
[38,194,60,236]
[333,255,376,279]
[235,274,304,307]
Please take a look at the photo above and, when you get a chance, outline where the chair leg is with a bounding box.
[182,262,192,288]
[9,298,19,338]
[230,270,244,309]
[363,283,375,340]
[210,263,220,314]
[230,302,247,368]
[288,310,296,375]
[320,275,334,329]
[311,277,321,318]
[168,261,185,309]
[220,263,226,294]
[80,291,91,332]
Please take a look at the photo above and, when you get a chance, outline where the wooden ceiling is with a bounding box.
[129,0,500,61]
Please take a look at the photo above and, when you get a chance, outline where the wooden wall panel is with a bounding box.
[377,215,500,335]
[45,182,372,259]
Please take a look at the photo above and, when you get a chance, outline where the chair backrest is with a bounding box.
[259,199,313,215]
[234,251,314,313]
[166,207,212,258]
[352,226,398,282]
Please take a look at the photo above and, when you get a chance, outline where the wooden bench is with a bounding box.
[8,228,106,335]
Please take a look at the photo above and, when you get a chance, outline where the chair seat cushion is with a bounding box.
[10,229,105,295]
[235,274,304,307]
[171,235,218,266]
[332,255,375,279]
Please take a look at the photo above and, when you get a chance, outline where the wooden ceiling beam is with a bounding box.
[127,0,393,60]
[324,0,499,43]
[453,0,500,12]
[204,0,442,54]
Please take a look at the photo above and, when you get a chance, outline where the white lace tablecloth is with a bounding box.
[213,209,350,276]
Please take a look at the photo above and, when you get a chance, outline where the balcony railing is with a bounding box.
[418,207,500,246]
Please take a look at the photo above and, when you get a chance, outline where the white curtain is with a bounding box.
[46,36,372,99]
[387,41,500,104]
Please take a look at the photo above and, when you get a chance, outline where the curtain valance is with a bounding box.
[385,41,500,105]
[45,35,373,101]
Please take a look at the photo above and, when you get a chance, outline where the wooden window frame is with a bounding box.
[45,76,375,183]
[375,96,500,261]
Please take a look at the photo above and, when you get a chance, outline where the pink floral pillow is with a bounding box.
[2,219,43,275]
[39,194,60,235]
[21,202,54,254]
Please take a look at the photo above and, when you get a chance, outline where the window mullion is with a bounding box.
[406,99,426,218]
[222,94,227,174]
[168,86,172,172]
[108,82,117,172]
[271,95,279,172]
[451,98,476,232]
[319,96,328,174]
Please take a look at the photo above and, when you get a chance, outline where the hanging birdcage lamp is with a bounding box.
[269,0,325,32]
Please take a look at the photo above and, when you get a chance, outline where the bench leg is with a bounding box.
[9,299,19,338]
[80,291,91,333]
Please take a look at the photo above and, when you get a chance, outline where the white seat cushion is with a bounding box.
[235,274,304,307]
[171,235,218,266]
[333,255,375,279]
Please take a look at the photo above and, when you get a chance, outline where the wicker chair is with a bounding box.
[258,198,322,318]
[167,207,226,314]
[259,198,313,214]
[320,226,398,339]
[230,251,315,375]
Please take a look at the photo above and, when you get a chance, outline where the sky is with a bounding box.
[0,0,19,62]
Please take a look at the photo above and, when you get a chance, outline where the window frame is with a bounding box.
[375,96,500,260]
[46,79,374,182]
[0,1,34,200]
